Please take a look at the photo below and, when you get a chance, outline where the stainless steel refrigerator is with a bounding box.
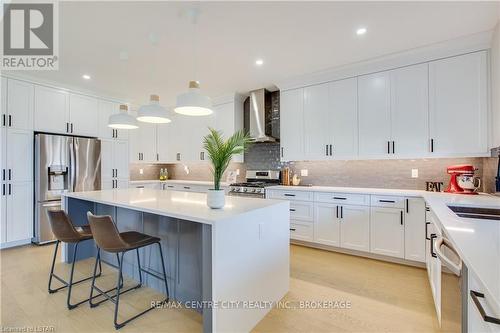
[33,134,101,244]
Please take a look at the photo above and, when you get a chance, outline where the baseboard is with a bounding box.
[0,238,32,250]
[291,240,426,269]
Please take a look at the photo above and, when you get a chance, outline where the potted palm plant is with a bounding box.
[203,128,252,209]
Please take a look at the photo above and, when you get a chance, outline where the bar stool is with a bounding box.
[47,210,103,309]
[86,212,169,330]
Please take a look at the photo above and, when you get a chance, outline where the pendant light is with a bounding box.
[108,104,138,129]
[137,94,172,123]
[174,8,213,116]
[175,80,212,116]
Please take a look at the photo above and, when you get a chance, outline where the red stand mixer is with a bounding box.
[445,164,481,195]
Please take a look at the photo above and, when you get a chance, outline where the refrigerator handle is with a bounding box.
[69,139,76,192]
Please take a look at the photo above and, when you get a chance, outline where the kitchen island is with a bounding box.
[61,188,290,333]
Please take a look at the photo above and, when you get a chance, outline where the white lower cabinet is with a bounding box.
[404,198,426,262]
[370,207,405,258]
[4,181,33,243]
[340,205,370,252]
[314,203,340,247]
[290,221,313,242]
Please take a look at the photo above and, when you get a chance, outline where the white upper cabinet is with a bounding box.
[390,64,429,158]
[113,140,129,179]
[129,121,157,163]
[213,97,244,163]
[429,51,488,156]
[69,94,99,137]
[358,72,392,158]
[6,79,34,130]
[156,123,171,163]
[329,78,358,159]
[34,86,69,134]
[98,100,128,140]
[303,83,330,160]
[280,88,304,161]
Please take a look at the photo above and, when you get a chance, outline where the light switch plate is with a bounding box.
[411,169,419,178]
[139,168,144,175]
[300,169,308,177]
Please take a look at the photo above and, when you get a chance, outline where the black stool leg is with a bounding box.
[66,241,80,309]
[136,248,143,286]
[116,253,124,288]
[114,251,125,329]
[89,247,101,308]
[157,242,169,301]
[48,240,60,293]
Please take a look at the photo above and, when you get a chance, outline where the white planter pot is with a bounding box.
[207,189,225,209]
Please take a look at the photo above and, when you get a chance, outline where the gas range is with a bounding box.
[229,170,280,198]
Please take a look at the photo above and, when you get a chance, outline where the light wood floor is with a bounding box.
[1,244,445,332]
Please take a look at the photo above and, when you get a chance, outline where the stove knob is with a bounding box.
[243,188,248,192]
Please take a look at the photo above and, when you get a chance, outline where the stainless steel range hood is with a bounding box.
[248,89,278,142]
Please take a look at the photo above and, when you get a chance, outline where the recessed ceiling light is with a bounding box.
[82,74,91,80]
[356,27,367,36]
[255,59,264,66]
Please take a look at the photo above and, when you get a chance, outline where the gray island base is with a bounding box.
[61,189,290,332]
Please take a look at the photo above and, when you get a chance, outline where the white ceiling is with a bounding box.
[7,1,500,106]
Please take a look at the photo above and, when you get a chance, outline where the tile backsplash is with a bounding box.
[130,147,498,193]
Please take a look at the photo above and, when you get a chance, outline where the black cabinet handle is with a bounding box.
[325,145,328,156]
[184,186,190,189]
[333,197,346,200]
[157,153,159,161]
[66,122,69,133]
[2,184,5,196]
[289,208,296,212]
[284,194,295,197]
[406,199,409,213]
[379,199,396,203]
[387,141,390,154]
[281,147,284,158]
[8,169,11,181]
[290,228,296,232]
[400,210,403,225]
[430,139,434,153]
[329,144,332,156]
[70,123,73,133]
[1,114,5,126]
[425,222,430,240]
[8,183,11,195]
[336,205,339,218]
[167,185,174,188]
[470,290,500,325]
[8,115,11,127]
[430,234,437,258]
[341,206,344,219]
[392,141,395,154]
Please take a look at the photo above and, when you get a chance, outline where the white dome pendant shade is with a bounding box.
[108,104,139,129]
[137,94,172,123]
[174,81,213,116]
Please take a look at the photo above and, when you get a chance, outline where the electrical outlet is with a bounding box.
[139,168,144,175]
[411,169,419,178]
[300,169,308,177]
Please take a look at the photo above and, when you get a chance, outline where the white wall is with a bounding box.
[492,11,500,148]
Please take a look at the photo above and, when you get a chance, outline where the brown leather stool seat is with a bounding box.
[46,210,102,310]
[87,212,169,330]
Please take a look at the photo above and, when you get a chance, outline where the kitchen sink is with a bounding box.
[448,205,500,221]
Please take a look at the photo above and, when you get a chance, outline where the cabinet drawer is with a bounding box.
[267,190,313,202]
[371,195,405,208]
[314,192,369,206]
[290,221,313,241]
[289,201,314,222]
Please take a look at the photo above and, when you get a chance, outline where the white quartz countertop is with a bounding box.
[63,188,285,225]
[129,179,230,187]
